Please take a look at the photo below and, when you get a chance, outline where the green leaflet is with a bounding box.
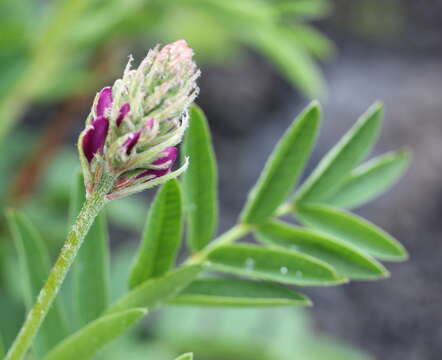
[326,150,411,208]
[207,244,345,286]
[182,105,218,252]
[106,265,203,315]
[44,308,147,360]
[295,103,383,204]
[70,173,110,327]
[175,353,193,360]
[170,278,311,307]
[129,179,183,288]
[296,204,407,261]
[6,210,67,356]
[240,102,320,225]
[256,220,387,280]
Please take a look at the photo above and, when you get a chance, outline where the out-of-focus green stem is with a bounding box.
[4,175,114,360]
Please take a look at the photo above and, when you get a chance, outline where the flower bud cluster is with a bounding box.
[78,40,200,199]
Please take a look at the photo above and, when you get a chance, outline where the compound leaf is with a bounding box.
[295,103,383,204]
[326,150,411,208]
[256,220,387,280]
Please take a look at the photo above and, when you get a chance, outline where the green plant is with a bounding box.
[2,41,410,359]
[0,0,332,142]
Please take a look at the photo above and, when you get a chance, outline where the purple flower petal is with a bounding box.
[136,147,177,180]
[82,116,109,163]
[96,87,113,117]
[116,103,130,127]
[123,131,141,155]
[145,118,154,129]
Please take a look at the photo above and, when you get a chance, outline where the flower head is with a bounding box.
[78,40,199,199]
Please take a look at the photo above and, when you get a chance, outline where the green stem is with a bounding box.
[188,223,251,264]
[187,202,294,265]
[5,177,114,360]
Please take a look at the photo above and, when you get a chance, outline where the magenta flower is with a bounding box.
[123,131,141,155]
[78,40,199,199]
[81,116,109,162]
[136,147,178,180]
[96,87,113,117]
[80,87,117,162]
[116,103,130,127]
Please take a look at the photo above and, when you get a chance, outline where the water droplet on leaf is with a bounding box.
[245,258,255,270]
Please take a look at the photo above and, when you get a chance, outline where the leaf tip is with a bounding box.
[383,238,409,262]
[303,297,314,307]
[367,101,384,121]
[394,247,409,262]
[398,147,413,163]
[309,99,321,110]
[371,100,384,111]
[336,276,350,285]
[381,269,391,279]
[306,100,322,120]
[135,307,149,316]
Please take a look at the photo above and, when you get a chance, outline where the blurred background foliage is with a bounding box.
[0,0,333,141]
[1,0,442,359]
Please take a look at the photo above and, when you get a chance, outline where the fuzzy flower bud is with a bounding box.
[78,40,199,199]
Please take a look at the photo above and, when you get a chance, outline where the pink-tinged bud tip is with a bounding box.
[153,147,177,166]
[116,103,130,127]
[145,118,154,129]
[96,87,113,117]
[136,147,177,180]
[162,40,193,61]
[82,116,109,162]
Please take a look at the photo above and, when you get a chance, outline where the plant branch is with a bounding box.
[4,175,114,360]
[187,202,294,265]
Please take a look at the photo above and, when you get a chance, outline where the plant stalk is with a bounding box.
[187,223,251,264]
[187,202,294,265]
[5,176,114,360]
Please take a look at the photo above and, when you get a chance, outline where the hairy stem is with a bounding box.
[5,176,114,360]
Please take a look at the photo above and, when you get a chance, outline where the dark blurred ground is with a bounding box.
[197,1,442,359]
